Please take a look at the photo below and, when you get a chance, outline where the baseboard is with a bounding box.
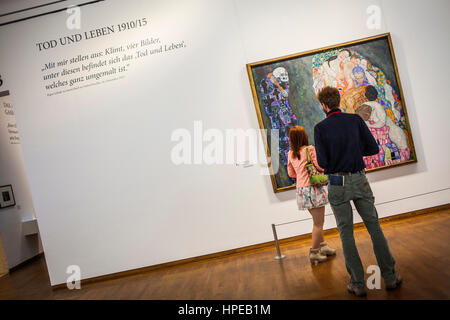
[51,203,450,290]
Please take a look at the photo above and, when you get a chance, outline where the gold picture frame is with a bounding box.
[246,33,417,193]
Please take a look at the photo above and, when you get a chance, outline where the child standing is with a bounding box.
[287,126,336,264]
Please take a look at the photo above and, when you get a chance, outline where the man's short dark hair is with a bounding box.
[365,85,378,101]
[317,86,340,108]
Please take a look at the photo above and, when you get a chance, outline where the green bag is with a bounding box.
[305,147,328,187]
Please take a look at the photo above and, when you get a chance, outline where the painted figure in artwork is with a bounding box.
[340,86,367,114]
[259,67,299,177]
[352,66,371,87]
[356,86,410,169]
[320,49,351,91]
[360,58,378,86]
[342,55,362,89]
[312,48,411,169]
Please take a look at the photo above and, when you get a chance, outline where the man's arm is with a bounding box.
[359,116,379,156]
[314,125,328,170]
[310,146,324,172]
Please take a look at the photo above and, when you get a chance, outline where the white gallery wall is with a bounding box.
[0,87,42,268]
[0,0,448,285]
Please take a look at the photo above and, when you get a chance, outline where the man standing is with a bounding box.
[314,86,402,297]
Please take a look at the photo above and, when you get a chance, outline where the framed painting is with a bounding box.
[246,33,416,193]
[0,185,15,209]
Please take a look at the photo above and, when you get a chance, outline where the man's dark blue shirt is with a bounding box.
[314,109,379,174]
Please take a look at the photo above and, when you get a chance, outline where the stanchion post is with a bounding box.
[271,224,285,260]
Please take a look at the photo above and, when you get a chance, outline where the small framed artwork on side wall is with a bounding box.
[0,185,15,209]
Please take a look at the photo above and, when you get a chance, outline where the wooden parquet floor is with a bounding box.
[0,209,449,300]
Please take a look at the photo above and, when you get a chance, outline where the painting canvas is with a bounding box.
[247,33,416,193]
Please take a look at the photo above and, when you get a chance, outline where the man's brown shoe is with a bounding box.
[385,274,402,290]
[347,283,367,297]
